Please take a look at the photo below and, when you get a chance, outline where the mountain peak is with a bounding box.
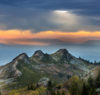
[0,53,29,79]
[56,49,68,54]
[52,49,73,63]
[12,53,28,62]
[11,53,30,65]
[33,50,44,57]
[55,49,71,56]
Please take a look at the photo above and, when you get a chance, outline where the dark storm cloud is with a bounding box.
[0,0,100,15]
[0,0,100,32]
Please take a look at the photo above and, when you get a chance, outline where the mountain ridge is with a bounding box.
[0,48,95,91]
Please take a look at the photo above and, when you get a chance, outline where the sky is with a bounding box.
[0,0,100,46]
[0,0,100,65]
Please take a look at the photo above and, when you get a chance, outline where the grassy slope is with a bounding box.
[7,60,45,89]
[8,86,46,95]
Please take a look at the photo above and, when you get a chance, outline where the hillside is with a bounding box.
[0,49,96,94]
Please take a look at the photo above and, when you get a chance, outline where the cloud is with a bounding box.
[0,0,99,16]
[0,29,100,45]
[48,10,84,31]
[0,0,99,32]
[0,8,99,32]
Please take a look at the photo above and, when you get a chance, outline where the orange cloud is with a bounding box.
[0,30,33,39]
[0,29,100,45]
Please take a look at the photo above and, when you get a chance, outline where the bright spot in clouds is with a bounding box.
[50,10,82,28]
[54,10,69,14]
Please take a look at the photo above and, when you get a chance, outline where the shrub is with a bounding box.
[67,76,83,95]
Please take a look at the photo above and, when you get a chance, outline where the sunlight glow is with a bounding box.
[0,29,100,45]
[54,10,68,14]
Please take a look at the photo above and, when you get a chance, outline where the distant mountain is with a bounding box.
[0,49,95,90]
